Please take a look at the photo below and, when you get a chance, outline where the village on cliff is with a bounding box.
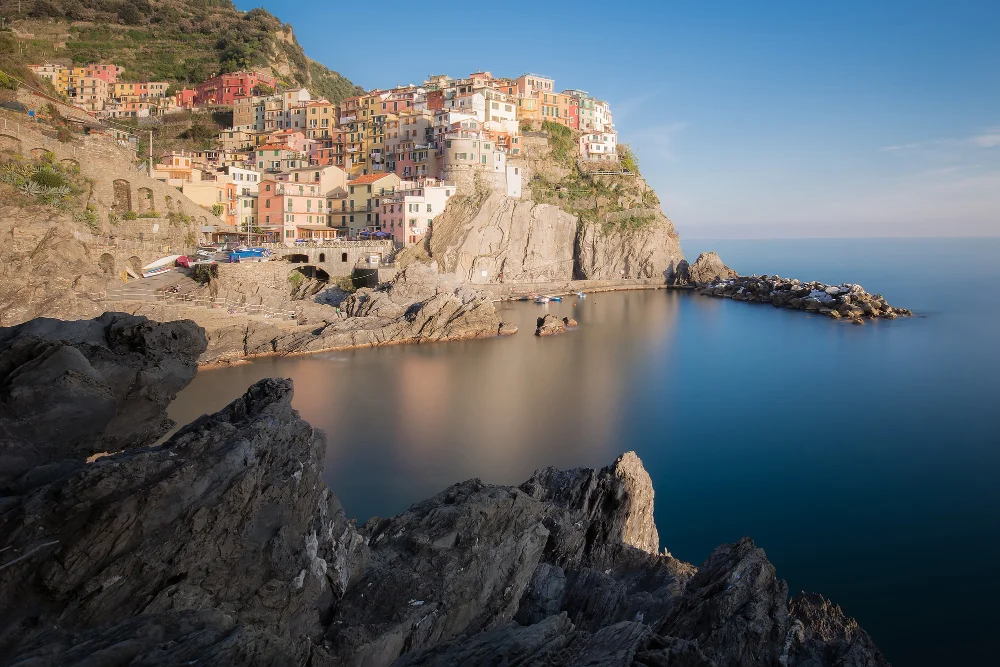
[27,63,620,247]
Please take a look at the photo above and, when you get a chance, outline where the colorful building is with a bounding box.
[381,180,455,246]
[195,71,276,106]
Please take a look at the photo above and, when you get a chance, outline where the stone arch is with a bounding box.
[319,252,326,262]
[98,253,115,275]
[137,187,154,214]
[293,265,329,281]
[164,194,174,212]
[60,158,80,172]
[286,253,309,263]
[29,147,50,160]
[112,179,131,214]
[199,216,208,226]
[0,134,21,153]
[126,256,142,277]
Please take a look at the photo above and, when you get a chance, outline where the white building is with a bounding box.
[227,166,261,196]
[579,131,618,161]
[445,92,486,122]
[384,181,456,246]
[594,100,614,132]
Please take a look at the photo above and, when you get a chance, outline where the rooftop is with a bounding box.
[349,173,394,185]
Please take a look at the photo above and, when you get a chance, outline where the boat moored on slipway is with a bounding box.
[141,255,182,278]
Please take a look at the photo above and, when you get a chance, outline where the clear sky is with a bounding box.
[238,0,999,238]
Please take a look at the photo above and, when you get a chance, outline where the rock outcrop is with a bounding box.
[574,214,685,281]
[0,377,365,664]
[673,251,739,286]
[427,191,579,284]
[0,315,890,666]
[108,263,507,364]
[0,312,205,490]
[535,313,566,336]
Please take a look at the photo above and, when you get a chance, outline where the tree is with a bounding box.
[255,82,274,96]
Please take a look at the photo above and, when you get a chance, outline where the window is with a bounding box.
[426,204,432,212]
[341,252,348,262]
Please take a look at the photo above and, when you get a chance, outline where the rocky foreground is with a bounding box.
[674,252,912,322]
[0,315,889,666]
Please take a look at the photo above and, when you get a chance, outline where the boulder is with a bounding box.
[535,314,566,336]
[675,252,738,285]
[0,312,206,490]
[563,316,579,328]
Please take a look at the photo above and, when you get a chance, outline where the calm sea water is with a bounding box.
[168,238,1000,666]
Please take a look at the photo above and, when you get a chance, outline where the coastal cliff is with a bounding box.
[0,315,890,666]
[413,126,685,284]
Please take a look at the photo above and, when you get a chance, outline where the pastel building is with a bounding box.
[579,131,618,161]
[258,178,333,242]
[382,180,456,246]
[196,71,276,106]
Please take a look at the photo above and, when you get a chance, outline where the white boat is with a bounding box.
[141,255,182,278]
[534,296,550,304]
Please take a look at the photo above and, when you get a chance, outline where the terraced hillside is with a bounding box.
[0,0,361,102]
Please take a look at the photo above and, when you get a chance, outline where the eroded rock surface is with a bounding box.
[536,313,566,336]
[673,251,738,286]
[0,316,890,666]
[0,312,205,489]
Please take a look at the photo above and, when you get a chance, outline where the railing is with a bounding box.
[95,289,298,320]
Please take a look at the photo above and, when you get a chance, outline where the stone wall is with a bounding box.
[270,241,395,278]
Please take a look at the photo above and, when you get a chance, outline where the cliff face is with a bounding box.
[0,315,891,667]
[427,192,579,283]
[424,129,685,284]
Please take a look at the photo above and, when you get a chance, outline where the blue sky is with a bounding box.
[239,0,999,238]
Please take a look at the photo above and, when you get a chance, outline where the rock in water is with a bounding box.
[563,316,579,327]
[0,312,206,490]
[673,251,738,285]
[535,313,566,336]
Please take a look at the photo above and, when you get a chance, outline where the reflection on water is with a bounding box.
[169,290,680,520]
[169,239,1000,667]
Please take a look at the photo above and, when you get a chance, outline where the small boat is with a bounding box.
[547,296,563,302]
[229,247,272,263]
[577,292,586,298]
[534,296,550,304]
[141,255,182,278]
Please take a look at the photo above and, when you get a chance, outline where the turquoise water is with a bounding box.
[169,238,1000,666]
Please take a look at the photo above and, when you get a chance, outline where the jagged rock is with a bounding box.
[563,316,579,327]
[427,192,579,284]
[6,610,309,667]
[692,275,911,321]
[0,378,365,660]
[520,451,660,557]
[673,252,738,286]
[0,331,890,667]
[786,593,889,667]
[0,312,206,489]
[574,217,685,281]
[536,313,566,336]
[657,538,791,667]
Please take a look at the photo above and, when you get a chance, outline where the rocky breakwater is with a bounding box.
[0,315,890,666]
[678,252,912,322]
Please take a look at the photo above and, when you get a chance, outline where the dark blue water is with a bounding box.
[170,238,1000,666]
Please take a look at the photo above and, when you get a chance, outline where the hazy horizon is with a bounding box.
[239,0,999,239]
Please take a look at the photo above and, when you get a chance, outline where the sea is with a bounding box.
[168,237,1000,666]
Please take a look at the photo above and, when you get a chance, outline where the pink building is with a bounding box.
[258,177,334,242]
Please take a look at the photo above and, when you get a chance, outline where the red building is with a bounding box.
[175,88,197,109]
[195,71,276,106]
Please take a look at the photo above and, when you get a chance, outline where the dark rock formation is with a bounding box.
[563,316,579,327]
[698,275,911,322]
[536,313,566,336]
[0,312,206,490]
[0,315,890,666]
[0,377,365,665]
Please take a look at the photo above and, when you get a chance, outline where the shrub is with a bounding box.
[137,211,160,218]
[108,211,120,226]
[73,207,99,233]
[123,210,138,220]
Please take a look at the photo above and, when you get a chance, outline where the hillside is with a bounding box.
[0,0,362,102]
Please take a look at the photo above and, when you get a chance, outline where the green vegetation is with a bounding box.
[287,270,304,288]
[528,129,660,235]
[618,143,640,175]
[3,1,362,102]
[1,157,77,205]
[123,210,138,220]
[168,211,192,226]
[542,121,574,163]
[137,211,160,218]
[211,203,224,217]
